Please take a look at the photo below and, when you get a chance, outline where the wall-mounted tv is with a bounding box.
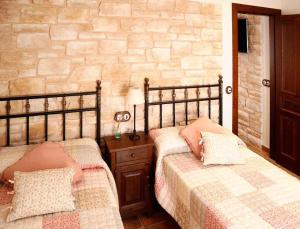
[238,18,248,53]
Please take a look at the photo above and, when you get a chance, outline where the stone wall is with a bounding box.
[238,14,263,148]
[0,0,222,145]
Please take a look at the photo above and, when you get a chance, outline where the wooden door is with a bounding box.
[275,15,300,175]
[116,163,150,217]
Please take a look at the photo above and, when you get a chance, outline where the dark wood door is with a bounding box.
[275,15,300,175]
[116,163,150,217]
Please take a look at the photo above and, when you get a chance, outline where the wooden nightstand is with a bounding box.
[104,132,154,218]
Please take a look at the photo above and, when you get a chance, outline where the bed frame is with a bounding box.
[144,75,223,133]
[0,81,101,146]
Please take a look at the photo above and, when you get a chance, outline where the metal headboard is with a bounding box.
[144,75,223,133]
[0,81,101,146]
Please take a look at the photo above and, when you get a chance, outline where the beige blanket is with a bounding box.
[0,138,123,229]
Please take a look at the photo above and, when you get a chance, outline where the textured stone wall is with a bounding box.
[238,14,263,148]
[0,0,222,145]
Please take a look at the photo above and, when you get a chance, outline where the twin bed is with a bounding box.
[0,82,123,228]
[0,77,300,229]
[145,76,300,229]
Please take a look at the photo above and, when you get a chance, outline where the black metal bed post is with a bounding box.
[144,78,149,134]
[96,80,101,145]
[218,74,223,125]
[6,101,10,146]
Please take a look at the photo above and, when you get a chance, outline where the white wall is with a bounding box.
[194,0,282,130]
[282,0,300,14]
[200,0,282,130]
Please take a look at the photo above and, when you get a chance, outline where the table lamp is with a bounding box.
[127,87,144,141]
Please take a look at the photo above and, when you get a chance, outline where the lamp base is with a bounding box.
[129,133,140,141]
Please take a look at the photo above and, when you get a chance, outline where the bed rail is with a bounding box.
[144,75,223,133]
[0,81,101,146]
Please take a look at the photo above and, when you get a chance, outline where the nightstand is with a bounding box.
[104,132,154,218]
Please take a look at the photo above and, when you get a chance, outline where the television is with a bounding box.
[238,18,248,53]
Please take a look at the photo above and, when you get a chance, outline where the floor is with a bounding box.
[248,144,300,179]
[122,209,180,229]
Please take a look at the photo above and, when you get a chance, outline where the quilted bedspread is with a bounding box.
[155,146,300,229]
[0,138,123,229]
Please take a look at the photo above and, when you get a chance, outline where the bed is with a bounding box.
[0,81,123,229]
[144,76,300,229]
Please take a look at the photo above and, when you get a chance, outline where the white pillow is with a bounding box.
[154,127,191,156]
[7,167,75,222]
[202,132,245,165]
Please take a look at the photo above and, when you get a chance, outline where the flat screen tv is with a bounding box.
[238,18,248,53]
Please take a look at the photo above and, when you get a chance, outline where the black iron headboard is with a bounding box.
[144,75,223,133]
[0,81,101,146]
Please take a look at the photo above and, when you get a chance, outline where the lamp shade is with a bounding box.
[127,87,144,105]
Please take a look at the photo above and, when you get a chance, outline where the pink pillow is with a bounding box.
[1,142,83,185]
[180,117,230,159]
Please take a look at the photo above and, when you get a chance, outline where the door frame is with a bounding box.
[232,3,281,158]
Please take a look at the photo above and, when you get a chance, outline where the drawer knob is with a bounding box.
[130,153,135,158]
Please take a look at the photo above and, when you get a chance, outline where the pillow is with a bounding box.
[1,142,83,185]
[154,127,191,157]
[180,117,230,159]
[202,132,245,165]
[7,168,75,222]
[149,126,183,141]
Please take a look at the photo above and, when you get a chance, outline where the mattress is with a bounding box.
[155,145,300,229]
[0,138,123,229]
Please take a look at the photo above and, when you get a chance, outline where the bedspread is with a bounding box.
[0,138,123,229]
[155,147,300,229]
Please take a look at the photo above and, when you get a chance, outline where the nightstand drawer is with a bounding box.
[116,147,150,163]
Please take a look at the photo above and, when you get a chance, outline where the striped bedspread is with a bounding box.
[0,138,123,229]
[155,146,300,228]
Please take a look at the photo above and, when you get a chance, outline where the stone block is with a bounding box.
[0,33,16,50]
[203,56,222,69]
[100,3,131,17]
[67,0,98,7]
[93,18,120,32]
[79,32,105,40]
[9,77,45,95]
[181,56,202,69]
[148,0,175,11]
[202,29,222,41]
[128,49,144,56]
[175,0,201,13]
[38,58,71,75]
[99,40,127,55]
[128,34,153,48]
[17,33,50,49]
[1,51,36,67]
[172,41,191,56]
[119,55,145,63]
[0,5,20,23]
[67,41,97,56]
[131,63,156,71]
[192,42,214,55]
[147,20,169,32]
[33,0,65,6]
[121,18,146,32]
[50,24,78,40]
[69,65,101,82]
[13,24,49,33]
[147,48,170,62]
[185,14,205,27]
[102,64,130,81]
[21,6,57,23]
[58,8,89,23]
